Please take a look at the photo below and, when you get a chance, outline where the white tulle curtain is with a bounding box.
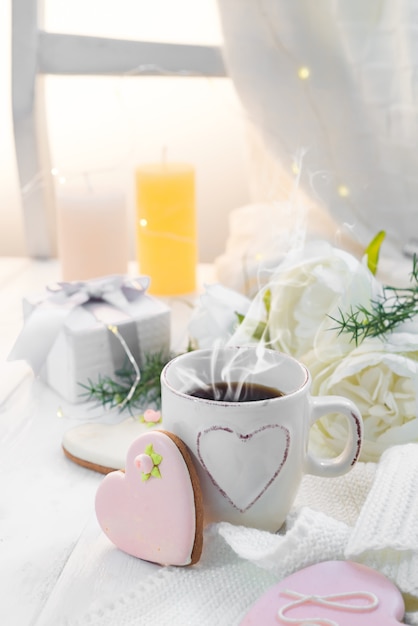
[216,0,418,259]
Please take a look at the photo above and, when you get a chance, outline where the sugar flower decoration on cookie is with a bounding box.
[135,443,162,481]
[140,408,162,426]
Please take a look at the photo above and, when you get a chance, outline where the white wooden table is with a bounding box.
[0,258,215,626]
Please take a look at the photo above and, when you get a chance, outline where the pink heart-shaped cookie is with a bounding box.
[240,560,405,625]
[95,430,203,566]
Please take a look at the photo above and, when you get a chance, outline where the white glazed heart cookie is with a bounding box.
[62,410,162,474]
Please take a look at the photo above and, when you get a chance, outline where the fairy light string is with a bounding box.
[107,324,141,410]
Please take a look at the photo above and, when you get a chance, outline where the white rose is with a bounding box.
[265,241,383,358]
[304,330,418,462]
[188,283,251,349]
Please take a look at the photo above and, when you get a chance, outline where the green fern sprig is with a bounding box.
[79,351,173,413]
[330,254,418,345]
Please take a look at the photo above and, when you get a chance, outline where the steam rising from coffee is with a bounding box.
[179,151,365,402]
[176,341,283,402]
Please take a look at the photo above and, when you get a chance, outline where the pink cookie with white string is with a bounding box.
[95,430,203,566]
[240,560,405,625]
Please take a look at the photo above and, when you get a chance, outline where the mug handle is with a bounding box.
[304,396,363,477]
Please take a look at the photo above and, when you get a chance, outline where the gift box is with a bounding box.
[9,276,171,404]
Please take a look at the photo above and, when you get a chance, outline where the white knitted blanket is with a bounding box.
[65,444,418,626]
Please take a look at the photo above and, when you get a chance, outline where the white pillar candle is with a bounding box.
[57,192,128,281]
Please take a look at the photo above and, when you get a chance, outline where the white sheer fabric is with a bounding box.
[216,0,418,257]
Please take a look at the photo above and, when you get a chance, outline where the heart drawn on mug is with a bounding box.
[197,424,290,512]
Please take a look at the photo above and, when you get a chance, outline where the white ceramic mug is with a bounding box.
[161,347,363,532]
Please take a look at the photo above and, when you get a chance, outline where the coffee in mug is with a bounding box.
[188,381,284,402]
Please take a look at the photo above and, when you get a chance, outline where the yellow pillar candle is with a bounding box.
[135,163,197,295]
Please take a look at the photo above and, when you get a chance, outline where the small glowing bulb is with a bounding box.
[337,185,350,198]
[291,162,300,175]
[139,218,148,227]
[58,176,66,184]
[298,66,310,80]
[255,253,263,261]
[51,167,59,176]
